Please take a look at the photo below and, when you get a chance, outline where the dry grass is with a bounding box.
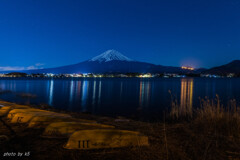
[169,94,240,138]
[169,90,193,120]
[168,94,240,160]
[195,96,240,137]
[1,98,240,160]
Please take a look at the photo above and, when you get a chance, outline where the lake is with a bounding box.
[0,77,240,121]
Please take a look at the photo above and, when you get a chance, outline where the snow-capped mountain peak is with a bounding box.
[89,50,133,63]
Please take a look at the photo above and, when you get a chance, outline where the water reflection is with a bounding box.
[139,81,143,106]
[1,77,239,121]
[98,81,102,105]
[180,78,193,116]
[49,79,54,106]
[76,81,82,99]
[69,80,74,105]
[66,79,102,112]
[26,81,29,92]
[81,81,89,111]
[139,80,151,108]
[92,81,96,105]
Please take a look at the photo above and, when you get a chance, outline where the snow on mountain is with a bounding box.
[89,49,133,63]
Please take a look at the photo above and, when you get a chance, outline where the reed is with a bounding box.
[169,94,240,138]
[169,90,192,120]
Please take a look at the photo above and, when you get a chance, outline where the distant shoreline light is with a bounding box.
[181,66,194,71]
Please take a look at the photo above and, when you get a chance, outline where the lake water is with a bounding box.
[0,77,240,121]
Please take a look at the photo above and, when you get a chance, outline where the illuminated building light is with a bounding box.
[181,66,194,70]
[138,73,152,78]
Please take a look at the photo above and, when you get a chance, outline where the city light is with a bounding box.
[181,66,194,71]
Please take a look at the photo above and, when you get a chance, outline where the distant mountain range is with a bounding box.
[203,60,240,75]
[10,50,203,74]
[1,49,239,75]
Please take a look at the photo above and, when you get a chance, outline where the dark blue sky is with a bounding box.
[0,0,239,70]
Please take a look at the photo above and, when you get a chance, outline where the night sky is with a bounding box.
[0,0,239,70]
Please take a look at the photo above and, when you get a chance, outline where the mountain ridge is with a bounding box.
[0,50,205,74]
[203,60,240,75]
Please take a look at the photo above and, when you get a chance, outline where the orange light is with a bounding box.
[181,66,194,70]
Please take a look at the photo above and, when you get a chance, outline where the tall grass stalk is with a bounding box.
[169,94,240,138]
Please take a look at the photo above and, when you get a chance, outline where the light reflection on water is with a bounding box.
[49,79,54,106]
[81,81,89,111]
[98,81,102,106]
[139,81,151,108]
[0,78,239,120]
[92,80,96,105]
[69,80,74,106]
[180,78,193,116]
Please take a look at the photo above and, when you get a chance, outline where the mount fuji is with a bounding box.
[89,50,133,63]
[4,50,201,74]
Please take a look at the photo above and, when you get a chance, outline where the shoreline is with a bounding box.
[1,100,240,160]
[0,100,155,160]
